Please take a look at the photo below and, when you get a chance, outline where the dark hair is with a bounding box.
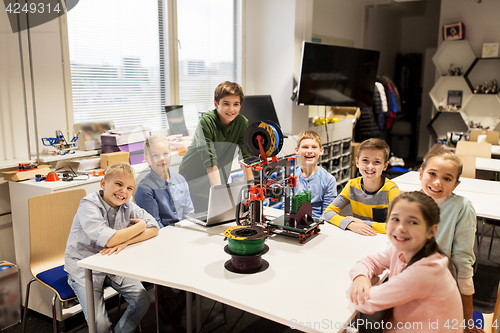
[388,191,455,272]
[214,81,245,104]
[358,138,390,163]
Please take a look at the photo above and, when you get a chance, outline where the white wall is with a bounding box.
[244,0,311,135]
[312,0,369,48]
[0,8,69,164]
[440,0,500,54]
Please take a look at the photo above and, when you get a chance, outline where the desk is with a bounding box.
[79,223,389,333]
[392,171,500,220]
[476,157,500,173]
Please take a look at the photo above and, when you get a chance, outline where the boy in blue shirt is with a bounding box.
[135,135,194,228]
[65,162,159,333]
[294,130,337,218]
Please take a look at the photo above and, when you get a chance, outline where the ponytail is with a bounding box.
[406,237,458,279]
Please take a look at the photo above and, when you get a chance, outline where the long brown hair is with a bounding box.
[388,191,455,273]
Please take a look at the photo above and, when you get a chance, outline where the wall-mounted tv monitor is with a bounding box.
[239,95,280,128]
[296,42,380,107]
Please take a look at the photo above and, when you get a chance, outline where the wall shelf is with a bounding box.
[429,76,472,110]
[460,94,500,129]
[427,111,468,141]
[464,57,500,94]
[432,40,476,76]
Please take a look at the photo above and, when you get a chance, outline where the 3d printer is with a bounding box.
[236,121,322,244]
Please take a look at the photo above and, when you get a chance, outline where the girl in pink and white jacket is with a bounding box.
[349,191,463,333]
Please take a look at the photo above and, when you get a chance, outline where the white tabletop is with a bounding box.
[476,157,500,173]
[392,171,500,220]
[79,222,389,333]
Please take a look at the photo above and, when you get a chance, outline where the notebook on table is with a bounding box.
[186,181,252,227]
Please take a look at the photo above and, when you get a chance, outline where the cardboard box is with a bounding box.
[100,151,130,169]
[3,165,51,182]
[328,107,360,128]
[469,129,499,145]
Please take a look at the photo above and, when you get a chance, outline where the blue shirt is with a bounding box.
[295,166,337,218]
[64,191,159,290]
[135,169,194,228]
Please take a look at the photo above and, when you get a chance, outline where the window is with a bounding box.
[67,0,240,132]
[176,0,239,127]
[67,0,168,131]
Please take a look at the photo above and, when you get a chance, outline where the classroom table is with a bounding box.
[78,220,389,333]
[392,171,500,220]
[476,157,500,173]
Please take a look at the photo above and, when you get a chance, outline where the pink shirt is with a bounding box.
[349,246,463,332]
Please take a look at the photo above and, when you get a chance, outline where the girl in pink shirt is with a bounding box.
[349,191,463,332]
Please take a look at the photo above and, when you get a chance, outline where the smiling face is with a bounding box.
[100,172,136,209]
[214,94,241,127]
[295,138,323,169]
[419,156,460,200]
[145,141,171,179]
[386,199,437,262]
[356,149,388,181]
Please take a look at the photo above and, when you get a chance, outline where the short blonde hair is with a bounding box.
[214,81,245,104]
[144,135,170,156]
[297,130,322,148]
[420,150,463,182]
[104,162,136,181]
[358,138,390,163]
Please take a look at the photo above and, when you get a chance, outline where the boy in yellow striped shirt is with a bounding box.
[322,138,399,236]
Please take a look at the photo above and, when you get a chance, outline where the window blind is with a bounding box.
[67,0,168,131]
[176,0,238,128]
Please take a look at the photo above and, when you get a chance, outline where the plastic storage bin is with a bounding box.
[342,153,351,167]
[331,141,342,156]
[342,167,351,180]
[342,139,351,152]
[0,261,21,329]
[331,168,341,181]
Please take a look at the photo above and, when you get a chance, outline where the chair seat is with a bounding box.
[36,265,75,301]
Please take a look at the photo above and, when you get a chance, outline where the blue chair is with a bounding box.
[21,189,86,333]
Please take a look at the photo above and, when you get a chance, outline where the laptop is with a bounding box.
[186,181,251,227]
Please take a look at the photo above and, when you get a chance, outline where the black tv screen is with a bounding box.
[239,95,280,128]
[297,42,380,107]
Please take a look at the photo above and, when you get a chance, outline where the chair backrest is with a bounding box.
[470,129,500,145]
[28,189,86,277]
[456,141,492,158]
[456,154,476,179]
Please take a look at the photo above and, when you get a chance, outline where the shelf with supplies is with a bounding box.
[430,40,500,130]
[432,40,476,76]
[464,57,500,94]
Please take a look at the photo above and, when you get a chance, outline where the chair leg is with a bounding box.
[155,285,159,333]
[489,225,496,260]
[21,278,36,333]
[52,294,58,333]
[478,219,486,260]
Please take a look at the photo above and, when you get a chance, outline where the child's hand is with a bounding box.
[347,221,377,236]
[350,275,372,305]
[100,243,128,255]
[130,218,147,229]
